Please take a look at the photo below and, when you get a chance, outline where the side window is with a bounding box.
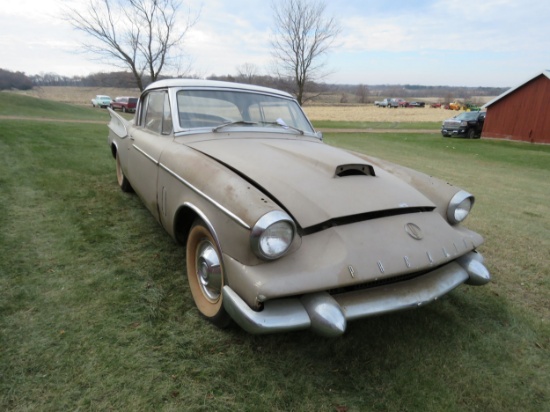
[139,91,172,135]
[144,92,164,133]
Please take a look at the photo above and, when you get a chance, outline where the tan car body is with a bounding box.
[108,79,490,336]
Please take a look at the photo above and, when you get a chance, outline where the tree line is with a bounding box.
[0,67,507,103]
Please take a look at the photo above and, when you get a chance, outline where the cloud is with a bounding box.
[338,0,550,54]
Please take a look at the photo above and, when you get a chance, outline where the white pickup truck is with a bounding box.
[374,98,390,107]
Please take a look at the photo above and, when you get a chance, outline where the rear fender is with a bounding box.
[108,108,129,139]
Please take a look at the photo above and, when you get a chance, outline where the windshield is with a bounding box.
[456,111,483,121]
[176,89,314,133]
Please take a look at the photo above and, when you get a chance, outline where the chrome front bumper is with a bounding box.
[223,252,490,337]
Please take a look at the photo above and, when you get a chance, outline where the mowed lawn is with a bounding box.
[1,94,549,411]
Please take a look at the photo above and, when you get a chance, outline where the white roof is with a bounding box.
[483,70,550,108]
[144,78,293,98]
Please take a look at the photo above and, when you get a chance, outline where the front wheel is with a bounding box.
[186,220,231,328]
[467,129,476,139]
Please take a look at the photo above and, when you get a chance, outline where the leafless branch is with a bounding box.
[271,0,341,104]
[63,0,199,91]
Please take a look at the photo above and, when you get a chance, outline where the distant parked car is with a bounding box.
[374,98,390,107]
[91,95,112,108]
[389,98,407,108]
[441,111,486,139]
[409,101,426,108]
[110,96,138,113]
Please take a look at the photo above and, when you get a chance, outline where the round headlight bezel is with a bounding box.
[251,211,296,260]
[447,190,475,224]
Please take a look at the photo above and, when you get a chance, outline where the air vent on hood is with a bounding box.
[335,163,375,177]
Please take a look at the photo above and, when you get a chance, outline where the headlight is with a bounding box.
[447,190,475,224]
[251,211,296,260]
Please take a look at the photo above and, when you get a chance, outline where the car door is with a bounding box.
[127,90,173,220]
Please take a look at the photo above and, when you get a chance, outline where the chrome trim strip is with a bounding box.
[132,144,159,165]
[160,163,251,230]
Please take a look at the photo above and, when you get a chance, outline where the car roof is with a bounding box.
[144,79,293,98]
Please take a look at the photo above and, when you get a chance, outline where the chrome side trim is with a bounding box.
[160,163,251,230]
[132,144,159,165]
[223,254,490,336]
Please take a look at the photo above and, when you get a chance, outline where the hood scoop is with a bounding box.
[335,163,375,177]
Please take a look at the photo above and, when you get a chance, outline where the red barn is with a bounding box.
[483,70,550,144]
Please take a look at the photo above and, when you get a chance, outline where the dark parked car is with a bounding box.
[110,97,138,113]
[409,101,426,108]
[441,111,486,139]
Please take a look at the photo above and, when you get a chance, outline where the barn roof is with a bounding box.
[483,70,550,108]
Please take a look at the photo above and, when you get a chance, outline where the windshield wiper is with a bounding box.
[259,121,304,135]
[212,120,257,132]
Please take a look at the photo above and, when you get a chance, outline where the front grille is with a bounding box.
[328,266,442,296]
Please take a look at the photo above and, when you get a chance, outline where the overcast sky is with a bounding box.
[1,0,549,87]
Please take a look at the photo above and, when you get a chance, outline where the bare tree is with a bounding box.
[270,0,340,105]
[63,0,198,91]
[236,63,259,84]
[356,84,369,104]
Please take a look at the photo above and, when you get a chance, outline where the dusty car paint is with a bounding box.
[107,79,490,336]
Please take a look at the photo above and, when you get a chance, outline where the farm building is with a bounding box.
[482,70,550,144]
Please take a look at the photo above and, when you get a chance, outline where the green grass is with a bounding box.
[0,91,110,121]
[312,120,440,130]
[1,95,549,411]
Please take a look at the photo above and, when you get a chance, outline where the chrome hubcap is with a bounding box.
[196,240,222,301]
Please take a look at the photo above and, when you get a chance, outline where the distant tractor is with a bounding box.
[447,101,466,111]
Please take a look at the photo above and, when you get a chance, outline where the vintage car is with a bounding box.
[91,95,112,108]
[110,96,138,113]
[441,111,486,139]
[107,79,491,337]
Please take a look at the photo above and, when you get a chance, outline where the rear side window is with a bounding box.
[140,91,172,135]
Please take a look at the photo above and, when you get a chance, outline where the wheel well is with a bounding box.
[110,143,117,159]
[173,206,200,246]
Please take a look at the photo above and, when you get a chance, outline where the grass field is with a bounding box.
[1,94,549,411]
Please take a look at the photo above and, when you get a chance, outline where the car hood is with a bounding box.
[443,118,462,127]
[185,136,435,228]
